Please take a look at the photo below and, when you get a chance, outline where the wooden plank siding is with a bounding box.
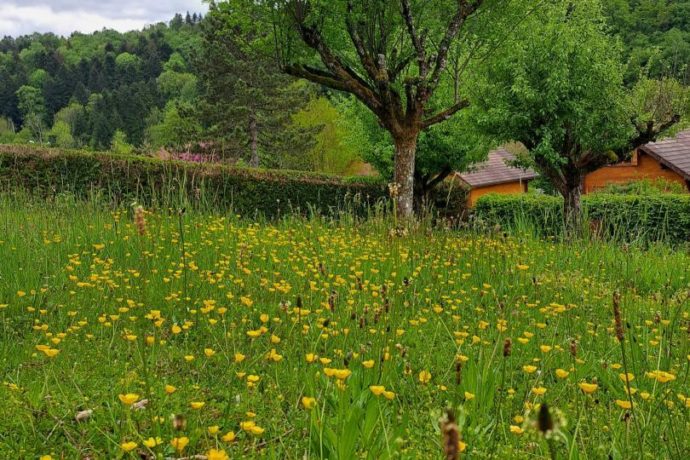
[584,150,689,193]
[467,181,529,207]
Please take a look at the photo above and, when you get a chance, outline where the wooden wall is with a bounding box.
[467,181,529,207]
[584,151,688,193]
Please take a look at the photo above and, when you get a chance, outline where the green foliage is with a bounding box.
[197,2,316,167]
[0,17,202,150]
[146,101,201,150]
[47,120,75,148]
[628,77,690,134]
[110,129,134,155]
[474,193,690,244]
[292,96,362,174]
[16,85,45,119]
[3,194,690,458]
[596,178,688,195]
[0,118,16,144]
[473,0,632,182]
[157,70,198,103]
[603,0,690,83]
[0,145,387,218]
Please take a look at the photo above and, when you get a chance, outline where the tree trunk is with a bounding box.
[249,114,259,168]
[562,175,583,233]
[393,135,418,220]
[414,165,453,212]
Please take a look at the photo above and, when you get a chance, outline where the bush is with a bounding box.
[0,145,388,218]
[474,192,690,244]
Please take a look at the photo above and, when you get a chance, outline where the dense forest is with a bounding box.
[0,1,689,174]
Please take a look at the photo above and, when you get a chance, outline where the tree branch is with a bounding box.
[345,1,381,82]
[425,164,454,191]
[284,64,382,116]
[426,0,484,98]
[421,99,470,129]
[629,114,681,150]
[400,0,428,78]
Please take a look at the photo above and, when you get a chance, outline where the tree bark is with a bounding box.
[414,165,453,210]
[249,114,259,168]
[393,135,418,220]
[562,174,583,233]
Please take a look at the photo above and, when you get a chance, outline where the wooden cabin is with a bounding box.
[456,149,538,207]
[584,129,690,193]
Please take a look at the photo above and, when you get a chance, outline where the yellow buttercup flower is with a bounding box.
[42,348,60,358]
[531,386,547,396]
[302,396,316,409]
[419,370,431,384]
[190,401,205,410]
[522,365,537,374]
[118,393,140,406]
[578,382,598,394]
[619,372,635,382]
[142,437,162,448]
[370,385,386,396]
[615,399,632,409]
[171,436,189,452]
[510,425,524,435]
[555,369,570,379]
[207,449,230,460]
[222,431,236,442]
[120,441,138,452]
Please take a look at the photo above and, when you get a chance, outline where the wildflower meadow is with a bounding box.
[1,194,690,459]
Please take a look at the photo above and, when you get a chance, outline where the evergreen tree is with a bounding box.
[198,2,316,167]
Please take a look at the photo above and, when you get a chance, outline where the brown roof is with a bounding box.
[456,148,538,188]
[640,129,690,181]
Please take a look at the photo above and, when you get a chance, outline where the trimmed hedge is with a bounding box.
[0,145,388,218]
[474,192,690,244]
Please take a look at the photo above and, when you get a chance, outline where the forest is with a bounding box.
[0,1,689,177]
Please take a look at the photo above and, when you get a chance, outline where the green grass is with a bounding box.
[1,194,690,459]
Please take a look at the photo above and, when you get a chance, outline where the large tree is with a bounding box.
[473,0,687,228]
[259,0,530,218]
[199,2,316,167]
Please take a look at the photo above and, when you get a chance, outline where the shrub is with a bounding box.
[474,192,690,244]
[594,178,687,195]
[0,145,388,218]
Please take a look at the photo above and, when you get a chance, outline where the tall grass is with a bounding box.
[1,194,689,458]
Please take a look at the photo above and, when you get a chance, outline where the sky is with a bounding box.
[0,1,208,38]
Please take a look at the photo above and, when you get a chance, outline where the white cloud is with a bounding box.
[0,1,207,37]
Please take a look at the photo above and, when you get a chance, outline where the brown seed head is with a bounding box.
[439,409,460,460]
[613,291,624,342]
[503,338,512,357]
[538,403,554,434]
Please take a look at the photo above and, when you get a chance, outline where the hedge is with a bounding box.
[0,145,388,218]
[474,192,690,244]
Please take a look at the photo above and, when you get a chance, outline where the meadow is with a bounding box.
[1,194,690,459]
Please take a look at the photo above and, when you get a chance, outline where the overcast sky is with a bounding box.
[0,1,208,38]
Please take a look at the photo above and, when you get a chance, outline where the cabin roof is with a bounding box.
[640,129,690,181]
[456,148,538,188]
